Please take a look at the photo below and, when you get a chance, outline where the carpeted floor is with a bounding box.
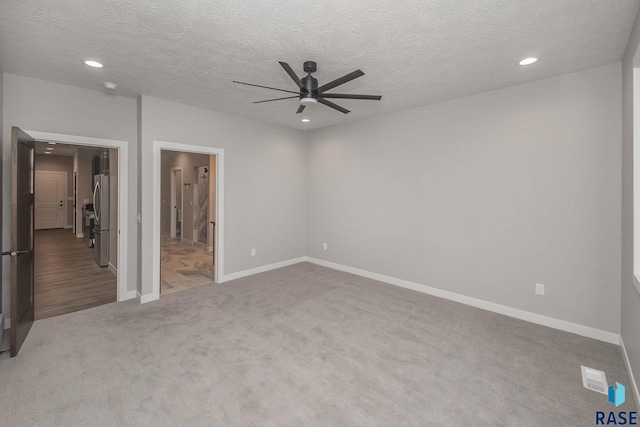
[0,262,635,426]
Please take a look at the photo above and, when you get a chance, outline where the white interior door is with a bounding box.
[35,171,66,230]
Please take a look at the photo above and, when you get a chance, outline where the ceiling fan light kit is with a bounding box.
[233,60,382,115]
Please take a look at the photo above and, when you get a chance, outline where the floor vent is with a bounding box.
[581,365,608,395]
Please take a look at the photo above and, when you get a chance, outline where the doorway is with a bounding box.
[21,131,131,302]
[159,150,217,295]
[6,129,131,356]
[150,140,224,302]
[32,143,118,319]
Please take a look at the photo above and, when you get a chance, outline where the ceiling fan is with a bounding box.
[233,61,382,114]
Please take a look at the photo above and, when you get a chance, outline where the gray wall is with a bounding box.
[307,63,622,333]
[139,95,307,296]
[622,10,640,398]
[160,150,211,243]
[2,73,139,317]
[35,153,74,227]
[0,62,628,344]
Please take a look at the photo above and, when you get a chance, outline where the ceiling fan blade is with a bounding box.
[320,93,382,100]
[318,98,350,114]
[253,96,299,104]
[279,62,304,89]
[296,105,306,114]
[233,80,299,95]
[317,70,364,93]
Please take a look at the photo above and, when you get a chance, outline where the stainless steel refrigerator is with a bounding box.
[93,173,109,267]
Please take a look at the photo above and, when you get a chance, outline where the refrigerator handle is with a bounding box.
[93,181,99,222]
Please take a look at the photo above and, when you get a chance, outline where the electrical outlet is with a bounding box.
[323,243,328,250]
[535,283,545,296]
[251,248,256,256]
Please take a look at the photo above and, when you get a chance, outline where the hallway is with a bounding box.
[35,229,116,320]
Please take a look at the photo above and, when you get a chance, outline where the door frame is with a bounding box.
[169,167,183,239]
[34,170,67,230]
[152,140,224,302]
[24,131,133,303]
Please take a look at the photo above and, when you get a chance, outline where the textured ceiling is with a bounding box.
[0,1,638,131]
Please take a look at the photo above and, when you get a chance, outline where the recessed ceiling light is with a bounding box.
[48,142,56,145]
[46,147,53,150]
[301,118,310,122]
[519,57,538,66]
[44,152,51,154]
[84,60,103,68]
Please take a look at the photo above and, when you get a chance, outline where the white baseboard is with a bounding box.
[181,238,194,246]
[119,289,137,302]
[108,262,117,276]
[221,257,307,282]
[620,336,640,410]
[305,257,620,345]
[137,291,159,304]
[76,233,84,238]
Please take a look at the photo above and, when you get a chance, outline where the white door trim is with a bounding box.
[24,130,132,302]
[169,167,183,239]
[152,140,224,302]
[34,170,67,230]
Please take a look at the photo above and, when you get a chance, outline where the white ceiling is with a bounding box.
[0,1,638,131]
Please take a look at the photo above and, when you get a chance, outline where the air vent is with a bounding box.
[581,365,608,395]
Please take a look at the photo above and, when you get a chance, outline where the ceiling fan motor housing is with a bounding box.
[300,75,318,103]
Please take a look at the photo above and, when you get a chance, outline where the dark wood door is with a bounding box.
[10,127,36,357]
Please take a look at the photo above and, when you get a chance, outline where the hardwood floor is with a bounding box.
[34,229,116,320]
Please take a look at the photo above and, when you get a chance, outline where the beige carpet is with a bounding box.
[0,262,635,426]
